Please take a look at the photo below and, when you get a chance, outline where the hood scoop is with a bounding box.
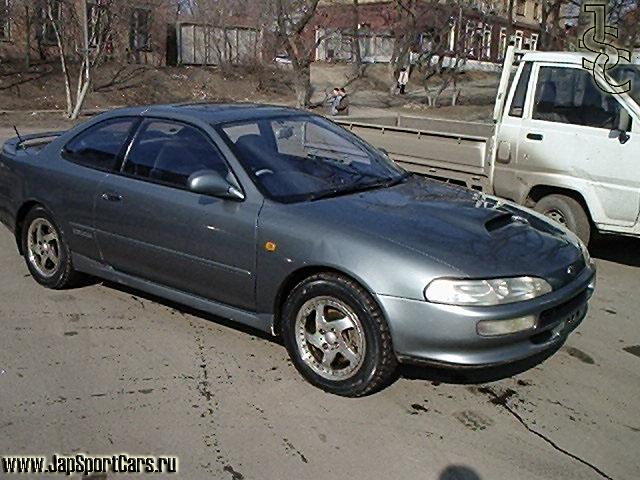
[484,212,522,233]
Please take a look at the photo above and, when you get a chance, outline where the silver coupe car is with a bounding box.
[0,104,596,396]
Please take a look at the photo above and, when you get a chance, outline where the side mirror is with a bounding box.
[188,170,244,201]
[615,109,631,144]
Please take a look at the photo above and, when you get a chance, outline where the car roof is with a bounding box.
[105,103,307,125]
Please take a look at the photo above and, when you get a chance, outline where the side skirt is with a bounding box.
[72,253,275,335]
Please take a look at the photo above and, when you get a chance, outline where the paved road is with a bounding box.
[1,126,639,479]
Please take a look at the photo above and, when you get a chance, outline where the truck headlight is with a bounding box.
[424,276,552,306]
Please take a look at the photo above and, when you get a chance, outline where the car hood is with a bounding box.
[304,176,585,289]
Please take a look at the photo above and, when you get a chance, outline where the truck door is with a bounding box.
[518,63,640,227]
[493,61,533,202]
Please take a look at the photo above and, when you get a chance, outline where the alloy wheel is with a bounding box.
[295,296,366,381]
[27,218,61,278]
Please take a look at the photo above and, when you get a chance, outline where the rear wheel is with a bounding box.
[535,194,591,245]
[281,273,397,397]
[21,206,79,289]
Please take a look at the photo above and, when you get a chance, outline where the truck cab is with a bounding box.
[493,49,640,243]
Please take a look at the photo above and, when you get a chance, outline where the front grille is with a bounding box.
[538,289,589,330]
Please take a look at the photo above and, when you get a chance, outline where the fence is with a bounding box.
[177,23,260,66]
[315,28,394,63]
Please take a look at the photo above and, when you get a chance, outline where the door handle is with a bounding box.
[526,133,544,141]
[101,193,122,202]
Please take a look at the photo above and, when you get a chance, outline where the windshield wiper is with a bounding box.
[307,173,410,202]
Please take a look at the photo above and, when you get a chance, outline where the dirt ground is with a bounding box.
[1,74,639,479]
[0,62,290,111]
[0,61,498,124]
[1,118,639,478]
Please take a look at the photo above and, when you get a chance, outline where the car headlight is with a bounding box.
[424,276,552,306]
[578,240,592,266]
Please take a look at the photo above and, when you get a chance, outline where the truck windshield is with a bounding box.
[217,115,407,203]
[610,64,640,106]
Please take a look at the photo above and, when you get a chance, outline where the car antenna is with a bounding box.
[13,125,24,145]
[13,125,32,155]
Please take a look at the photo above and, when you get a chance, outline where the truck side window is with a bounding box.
[508,62,532,118]
[532,66,623,130]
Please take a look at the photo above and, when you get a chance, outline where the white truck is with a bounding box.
[336,47,640,244]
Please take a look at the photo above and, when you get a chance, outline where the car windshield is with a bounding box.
[216,115,407,203]
[610,64,640,106]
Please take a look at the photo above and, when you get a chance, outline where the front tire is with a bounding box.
[535,194,591,245]
[21,206,79,289]
[281,273,397,397]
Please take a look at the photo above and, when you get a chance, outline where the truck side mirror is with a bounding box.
[615,109,631,144]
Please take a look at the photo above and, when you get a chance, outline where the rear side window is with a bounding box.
[122,120,230,188]
[62,118,136,170]
[508,62,532,118]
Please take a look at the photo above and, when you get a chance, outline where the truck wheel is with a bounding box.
[281,272,397,397]
[535,194,591,244]
[21,206,80,289]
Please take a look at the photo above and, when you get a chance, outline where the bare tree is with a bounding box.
[349,0,367,79]
[606,0,640,49]
[40,0,121,118]
[416,5,486,107]
[268,0,322,107]
[419,7,466,106]
[5,0,42,68]
[388,1,488,106]
[189,0,234,68]
[388,0,421,91]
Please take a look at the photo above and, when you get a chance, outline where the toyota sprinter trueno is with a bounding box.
[0,104,596,396]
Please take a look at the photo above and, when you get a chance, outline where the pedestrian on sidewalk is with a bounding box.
[335,87,350,116]
[328,87,343,116]
[397,68,409,95]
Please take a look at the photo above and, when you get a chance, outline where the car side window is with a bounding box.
[532,66,623,129]
[123,120,230,188]
[62,118,136,170]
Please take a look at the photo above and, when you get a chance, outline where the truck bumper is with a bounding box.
[377,265,596,368]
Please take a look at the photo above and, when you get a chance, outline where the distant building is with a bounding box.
[170,2,265,66]
[311,0,542,67]
[0,0,169,66]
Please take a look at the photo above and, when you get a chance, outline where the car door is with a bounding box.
[57,117,139,261]
[518,63,640,227]
[93,118,260,310]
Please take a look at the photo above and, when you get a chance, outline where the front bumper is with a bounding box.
[377,265,596,368]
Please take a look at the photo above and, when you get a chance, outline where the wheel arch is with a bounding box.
[271,265,379,337]
[525,185,593,222]
[14,200,44,254]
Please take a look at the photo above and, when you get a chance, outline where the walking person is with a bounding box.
[397,67,409,95]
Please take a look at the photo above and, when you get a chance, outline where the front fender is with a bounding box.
[254,203,456,313]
